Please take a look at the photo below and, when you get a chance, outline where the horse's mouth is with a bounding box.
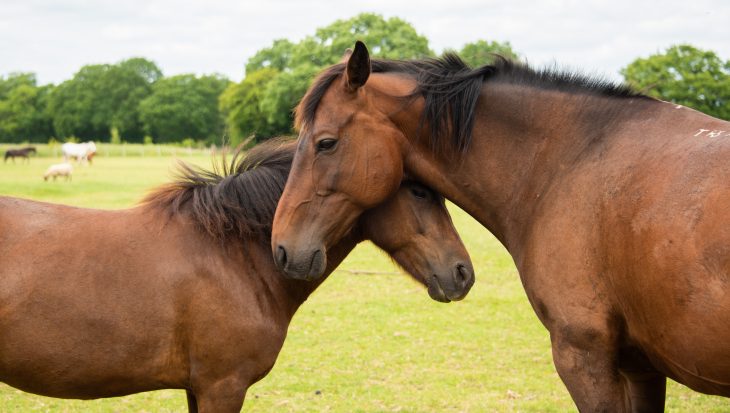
[427,275,452,303]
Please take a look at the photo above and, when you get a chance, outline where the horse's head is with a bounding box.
[272,41,415,280]
[361,181,474,302]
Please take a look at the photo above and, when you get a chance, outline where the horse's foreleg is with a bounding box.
[192,380,247,413]
[551,325,629,412]
[186,389,199,413]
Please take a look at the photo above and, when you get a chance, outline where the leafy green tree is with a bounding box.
[245,39,296,74]
[259,64,320,136]
[0,73,37,99]
[0,73,54,142]
[139,74,230,143]
[293,13,432,67]
[236,13,433,140]
[119,57,163,84]
[48,58,162,142]
[621,44,730,120]
[458,40,519,67]
[219,68,280,144]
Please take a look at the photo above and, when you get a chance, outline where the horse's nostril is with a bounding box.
[456,264,467,282]
[275,245,288,269]
[455,263,473,286]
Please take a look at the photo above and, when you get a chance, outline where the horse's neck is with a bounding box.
[402,83,654,251]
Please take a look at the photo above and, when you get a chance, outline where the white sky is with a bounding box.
[1,0,728,85]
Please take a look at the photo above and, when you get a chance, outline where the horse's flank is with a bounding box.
[0,195,295,397]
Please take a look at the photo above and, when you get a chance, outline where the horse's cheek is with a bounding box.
[360,146,402,205]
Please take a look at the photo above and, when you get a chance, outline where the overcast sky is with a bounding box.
[2,0,728,85]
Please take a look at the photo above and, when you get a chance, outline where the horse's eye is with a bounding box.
[410,186,428,199]
[316,138,337,152]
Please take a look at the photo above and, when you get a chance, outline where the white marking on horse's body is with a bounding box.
[707,130,727,138]
[694,129,728,138]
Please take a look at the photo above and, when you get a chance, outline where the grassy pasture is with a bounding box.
[0,152,726,411]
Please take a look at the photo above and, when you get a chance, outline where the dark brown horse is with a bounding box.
[3,146,36,163]
[0,139,473,412]
[271,41,730,411]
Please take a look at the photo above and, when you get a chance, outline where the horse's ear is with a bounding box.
[344,41,370,92]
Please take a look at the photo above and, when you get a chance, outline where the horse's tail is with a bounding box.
[3,152,8,162]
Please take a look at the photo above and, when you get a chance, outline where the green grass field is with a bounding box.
[0,153,727,412]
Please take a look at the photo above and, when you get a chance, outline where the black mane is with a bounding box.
[142,138,295,241]
[296,54,647,152]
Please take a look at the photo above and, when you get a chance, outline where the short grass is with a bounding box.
[0,154,727,411]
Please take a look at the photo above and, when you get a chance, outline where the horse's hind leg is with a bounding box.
[619,347,666,413]
[623,372,665,413]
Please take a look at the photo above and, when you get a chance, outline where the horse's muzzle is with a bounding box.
[428,262,475,302]
[273,244,326,281]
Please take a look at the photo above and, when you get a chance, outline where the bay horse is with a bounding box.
[0,138,473,413]
[271,41,730,411]
[3,146,36,163]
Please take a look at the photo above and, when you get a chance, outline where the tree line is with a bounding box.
[1,13,727,145]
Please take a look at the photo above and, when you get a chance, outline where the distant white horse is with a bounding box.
[62,142,97,164]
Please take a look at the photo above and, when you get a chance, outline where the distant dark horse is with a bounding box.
[3,146,36,163]
[0,139,473,412]
[272,41,730,411]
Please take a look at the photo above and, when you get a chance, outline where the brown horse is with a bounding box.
[0,139,473,412]
[3,146,36,163]
[271,41,730,411]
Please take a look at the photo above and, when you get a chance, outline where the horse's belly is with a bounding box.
[0,273,188,399]
[628,302,730,396]
[648,346,730,397]
[0,318,187,399]
[0,367,179,400]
